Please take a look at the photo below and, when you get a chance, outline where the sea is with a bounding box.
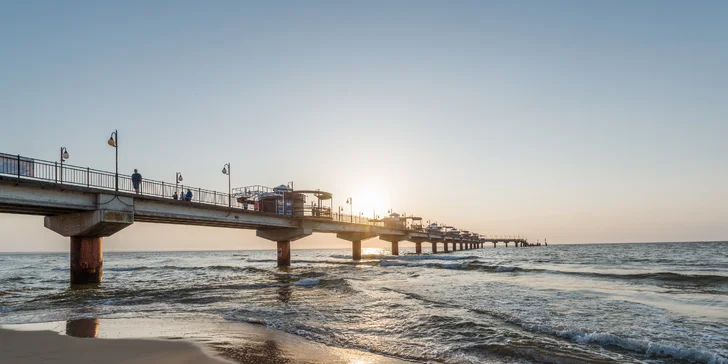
[1,242,726,363]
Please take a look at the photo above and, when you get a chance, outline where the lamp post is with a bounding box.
[221,163,231,207]
[107,130,118,191]
[59,147,69,184]
[175,172,183,194]
[346,197,352,223]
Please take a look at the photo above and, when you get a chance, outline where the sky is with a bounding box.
[1,1,727,252]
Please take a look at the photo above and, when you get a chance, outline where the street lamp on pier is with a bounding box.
[107,130,118,191]
[60,147,69,183]
[221,163,231,207]
[346,197,352,223]
[175,172,183,194]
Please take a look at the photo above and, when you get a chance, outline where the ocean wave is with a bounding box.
[478,312,728,364]
[495,266,518,272]
[107,267,146,272]
[566,330,726,363]
[536,269,728,286]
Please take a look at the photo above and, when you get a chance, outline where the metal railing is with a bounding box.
[0,153,498,235]
[0,153,247,209]
[0,153,391,228]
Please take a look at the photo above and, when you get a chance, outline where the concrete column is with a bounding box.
[452,242,457,251]
[415,242,422,254]
[505,242,509,247]
[391,241,399,255]
[277,240,291,267]
[444,242,450,252]
[493,242,497,248]
[460,242,464,250]
[353,240,362,260]
[70,237,103,284]
[431,242,438,254]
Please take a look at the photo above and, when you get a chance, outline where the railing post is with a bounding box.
[86,167,90,187]
[17,155,21,179]
[54,161,58,183]
[162,182,165,198]
[198,188,201,203]
[214,191,217,205]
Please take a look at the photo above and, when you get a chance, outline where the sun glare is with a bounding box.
[348,185,391,219]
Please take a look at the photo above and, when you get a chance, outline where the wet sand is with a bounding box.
[1,316,411,364]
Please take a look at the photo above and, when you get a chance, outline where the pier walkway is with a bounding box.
[0,153,531,284]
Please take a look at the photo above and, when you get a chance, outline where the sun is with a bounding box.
[347,185,390,219]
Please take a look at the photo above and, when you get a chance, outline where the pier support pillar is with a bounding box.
[493,242,497,248]
[505,242,509,247]
[70,237,103,284]
[460,243,463,250]
[444,242,450,252]
[452,242,457,251]
[337,232,378,261]
[431,242,438,254]
[415,242,422,254]
[44,195,134,285]
[277,240,291,267]
[352,240,362,260]
[257,227,312,267]
[379,234,405,256]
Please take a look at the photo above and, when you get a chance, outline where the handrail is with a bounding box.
[0,153,392,228]
[0,152,506,238]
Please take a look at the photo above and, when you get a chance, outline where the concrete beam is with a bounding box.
[44,195,135,237]
[256,227,312,242]
[336,232,379,242]
[378,234,402,243]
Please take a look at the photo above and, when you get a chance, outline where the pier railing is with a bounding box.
[0,153,384,227]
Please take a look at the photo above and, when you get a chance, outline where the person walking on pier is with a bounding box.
[131,169,142,194]
[172,191,178,200]
[185,189,193,202]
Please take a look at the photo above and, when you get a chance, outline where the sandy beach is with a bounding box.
[1,316,411,364]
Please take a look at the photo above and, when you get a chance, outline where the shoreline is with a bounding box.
[1,316,412,364]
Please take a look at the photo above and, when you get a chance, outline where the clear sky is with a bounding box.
[1,1,726,252]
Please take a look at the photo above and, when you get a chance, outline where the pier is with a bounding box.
[0,153,535,284]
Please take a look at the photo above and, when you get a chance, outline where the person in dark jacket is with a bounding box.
[131,169,142,194]
[185,189,193,201]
